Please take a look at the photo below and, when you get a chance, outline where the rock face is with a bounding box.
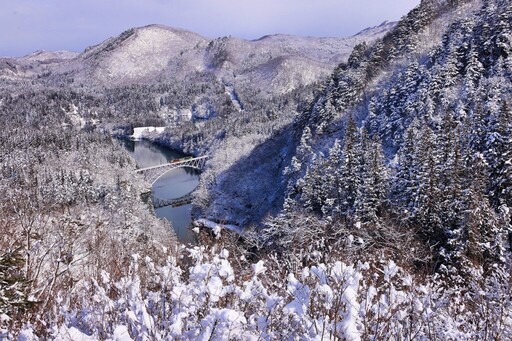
[9,22,395,95]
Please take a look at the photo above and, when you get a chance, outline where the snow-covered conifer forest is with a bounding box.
[1,0,512,339]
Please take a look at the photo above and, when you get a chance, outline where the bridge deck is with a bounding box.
[135,155,207,186]
[135,156,208,173]
[153,193,193,208]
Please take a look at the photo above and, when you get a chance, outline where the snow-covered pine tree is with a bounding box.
[392,118,420,216]
[299,155,328,214]
[322,139,344,218]
[354,134,389,226]
[461,153,504,267]
[485,100,512,209]
[339,115,362,217]
[411,125,444,244]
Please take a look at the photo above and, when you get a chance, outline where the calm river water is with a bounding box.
[120,139,199,245]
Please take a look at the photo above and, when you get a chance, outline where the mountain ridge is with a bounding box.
[3,22,396,95]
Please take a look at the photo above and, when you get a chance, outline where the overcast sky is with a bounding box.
[0,0,421,57]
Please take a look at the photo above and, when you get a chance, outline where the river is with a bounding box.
[120,139,199,245]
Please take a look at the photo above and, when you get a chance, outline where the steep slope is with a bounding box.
[206,0,512,283]
[211,33,383,94]
[205,0,512,260]
[0,58,20,79]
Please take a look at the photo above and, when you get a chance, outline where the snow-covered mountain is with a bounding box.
[19,50,79,64]
[57,25,208,85]
[4,1,512,339]
[15,22,394,94]
[0,50,77,81]
[201,0,512,233]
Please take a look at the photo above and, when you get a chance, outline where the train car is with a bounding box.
[169,156,194,164]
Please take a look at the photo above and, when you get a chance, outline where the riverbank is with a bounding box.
[120,139,200,245]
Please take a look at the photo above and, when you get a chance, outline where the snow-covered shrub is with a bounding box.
[5,236,510,340]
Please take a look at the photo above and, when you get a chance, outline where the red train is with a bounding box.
[169,156,193,164]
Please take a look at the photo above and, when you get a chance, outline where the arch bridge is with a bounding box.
[135,156,208,187]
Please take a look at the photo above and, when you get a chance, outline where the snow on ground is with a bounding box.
[63,103,86,127]
[18,50,79,63]
[193,218,243,237]
[53,326,97,341]
[112,326,134,341]
[131,126,166,140]
[98,25,207,82]
[224,84,242,111]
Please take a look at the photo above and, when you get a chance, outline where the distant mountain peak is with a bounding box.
[354,21,397,36]
[134,24,205,37]
[18,50,79,63]
[24,21,395,90]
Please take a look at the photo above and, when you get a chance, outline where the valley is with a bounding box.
[1,0,512,339]
[121,139,200,245]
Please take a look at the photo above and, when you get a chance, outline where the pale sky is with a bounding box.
[0,0,421,57]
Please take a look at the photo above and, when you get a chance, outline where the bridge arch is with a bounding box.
[135,155,208,195]
[149,163,202,187]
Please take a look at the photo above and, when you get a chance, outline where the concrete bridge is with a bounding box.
[135,156,208,186]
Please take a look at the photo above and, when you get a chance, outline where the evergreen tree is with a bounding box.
[297,126,314,162]
[393,119,421,215]
[339,115,362,216]
[322,139,344,218]
[355,134,389,225]
[437,113,464,230]
[485,101,512,209]
[412,126,443,242]
[300,155,328,214]
[461,153,503,266]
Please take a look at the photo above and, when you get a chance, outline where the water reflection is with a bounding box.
[121,139,199,245]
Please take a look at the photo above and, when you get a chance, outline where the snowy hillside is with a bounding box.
[76,25,208,84]
[198,0,512,285]
[18,50,78,64]
[5,0,512,338]
[0,50,77,81]
[28,22,395,94]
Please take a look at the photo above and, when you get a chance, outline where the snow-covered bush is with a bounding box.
[38,246,512,340]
